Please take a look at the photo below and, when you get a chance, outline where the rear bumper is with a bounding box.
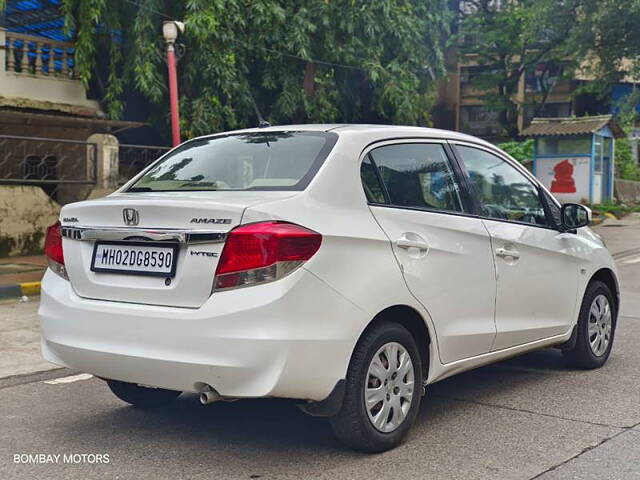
[39,267,366,401]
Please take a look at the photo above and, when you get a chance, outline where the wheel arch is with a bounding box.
[298,304,432,418]
[357,305,432,381]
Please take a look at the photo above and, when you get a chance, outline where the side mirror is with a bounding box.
[560,203,592,231]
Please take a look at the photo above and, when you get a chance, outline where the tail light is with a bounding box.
[214,221,322,291]
[45,221,68,280]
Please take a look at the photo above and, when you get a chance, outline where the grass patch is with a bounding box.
[589,202,640,219]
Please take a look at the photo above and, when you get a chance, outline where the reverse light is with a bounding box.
[214,221,322,291]
[45,221,68,280]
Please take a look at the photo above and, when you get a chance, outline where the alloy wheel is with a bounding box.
[588,294,612,357]
[364,342,415,433]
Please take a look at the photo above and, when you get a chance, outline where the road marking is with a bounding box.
[623,255,640,264]
[44,373,93,385]
[613,248,640,260]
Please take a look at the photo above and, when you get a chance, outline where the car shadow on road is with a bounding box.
[54,347,582,461]
[427,347,574,401]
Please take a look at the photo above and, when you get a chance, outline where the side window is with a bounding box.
[368,143,464,212]
[456,145,548,226]
[360,155,386,203]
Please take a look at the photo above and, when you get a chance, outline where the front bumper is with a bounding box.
[39,267,366,401]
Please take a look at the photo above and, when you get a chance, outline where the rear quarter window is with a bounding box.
[367,143,464,213]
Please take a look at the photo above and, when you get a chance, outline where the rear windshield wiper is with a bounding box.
[128,187,154,192]
[178,182,218,189]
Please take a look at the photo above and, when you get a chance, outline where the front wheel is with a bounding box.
[563,280,617,369]
[330,322,423,452]
[106,379,182,408]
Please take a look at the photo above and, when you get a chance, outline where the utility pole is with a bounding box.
[162,21,185,147]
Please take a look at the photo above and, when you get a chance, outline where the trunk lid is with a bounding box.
[60,191,296,308]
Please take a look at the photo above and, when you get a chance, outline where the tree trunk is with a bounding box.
[303,62,317,97]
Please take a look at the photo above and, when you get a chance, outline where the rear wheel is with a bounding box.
[330,322,423,452]
[106,379,181,408]
[563,280,616,369]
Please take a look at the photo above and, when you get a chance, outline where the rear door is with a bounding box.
[361,140,497,364]
[452,143,579,350]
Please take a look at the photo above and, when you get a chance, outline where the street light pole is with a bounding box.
[162,21,184,147]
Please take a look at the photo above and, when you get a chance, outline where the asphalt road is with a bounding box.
[1,220,640,480]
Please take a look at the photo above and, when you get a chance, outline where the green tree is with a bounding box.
[569,0,640,89]
[496,139,533,164]
[455,0,582,137]
[612,90,640,182]
[57,0,451,139]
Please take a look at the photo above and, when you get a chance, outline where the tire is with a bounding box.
[563,280,617,369]
[330,322,424,453]
[106,379,181,408]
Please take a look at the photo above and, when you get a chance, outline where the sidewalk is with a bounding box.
[0,299,59,378]
[591,212,640,257]
[0,255,46,299]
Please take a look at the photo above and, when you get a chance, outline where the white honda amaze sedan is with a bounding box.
[40,125,619,452]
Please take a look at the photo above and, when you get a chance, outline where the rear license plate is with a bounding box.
[91,241,178,277]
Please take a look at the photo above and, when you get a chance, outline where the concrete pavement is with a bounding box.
[0,298,59,378]
[0,216,639,479]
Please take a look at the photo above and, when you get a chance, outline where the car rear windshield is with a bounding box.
[128,131,338,192]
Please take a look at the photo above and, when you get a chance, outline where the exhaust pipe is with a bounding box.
[199,385,220,405]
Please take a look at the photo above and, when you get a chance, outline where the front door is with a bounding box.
[361,141,497,364]
[454,143,579,350]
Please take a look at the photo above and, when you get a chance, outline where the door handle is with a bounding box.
[396,238,429,250]
[495,247,520,259]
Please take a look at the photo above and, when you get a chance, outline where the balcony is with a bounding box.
[0,28,100,115]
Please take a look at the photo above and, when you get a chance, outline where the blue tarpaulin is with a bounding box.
[611,84,640,115]
[4,0,70,41]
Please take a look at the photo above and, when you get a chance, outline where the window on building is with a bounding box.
[537,135,591,156]
[459,106,501,137]
[523,103,572,128]
[524,62,565,94]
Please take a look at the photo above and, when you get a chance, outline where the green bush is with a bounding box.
[615,137,640,181]
[590,201,640,218]
[496,139,534,164]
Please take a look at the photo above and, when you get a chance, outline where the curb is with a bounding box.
[0,281,41,300]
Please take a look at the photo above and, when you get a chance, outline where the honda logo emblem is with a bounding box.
[122,208,139,226]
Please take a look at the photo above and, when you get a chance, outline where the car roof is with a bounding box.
[194,124,497,150]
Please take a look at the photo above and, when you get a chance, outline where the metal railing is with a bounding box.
[0,135,97,203]
[119,144,171,185]
[4,32,77,79]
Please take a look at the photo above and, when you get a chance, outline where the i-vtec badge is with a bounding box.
[190,251,219,257]
[190,218,232,225]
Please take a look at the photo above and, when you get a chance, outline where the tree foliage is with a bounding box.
[613,89,640,182]
[496,138,533,164]
[456,0,640,138]
[569,0,640,89]
[455,0,582,138]
[60,0,451,139]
